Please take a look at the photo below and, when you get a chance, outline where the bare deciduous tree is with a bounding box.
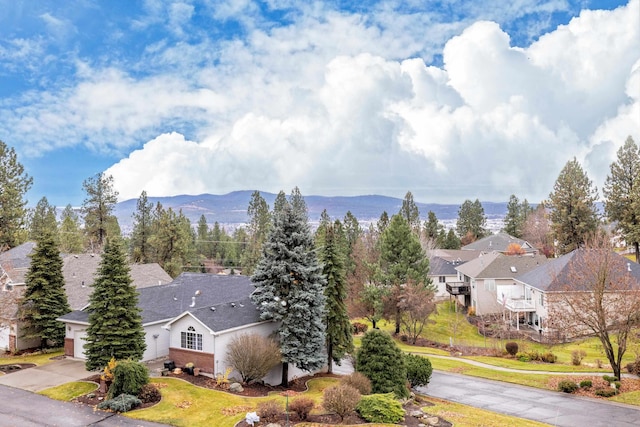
[548,238,640,379]
[397,282,436,344]
[225,333,282,384]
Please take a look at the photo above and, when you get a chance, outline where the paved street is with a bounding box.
[418,371,640,427]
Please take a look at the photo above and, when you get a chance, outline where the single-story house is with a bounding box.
[451,252,548,316]
[59,273,314,384]
[0,242,172,352]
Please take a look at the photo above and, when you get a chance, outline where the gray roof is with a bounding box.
[456,252,548,279]
[60,273,263,333]
[431,249,481,263]
[462,233,537,254]
[516,250,640,292]
[429,256,464,276]
[63,253,172,310]
[0,241,37,284]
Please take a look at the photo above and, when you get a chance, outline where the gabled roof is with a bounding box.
[59,273,264,333]
[462,233,537,254]
[516,250,640,292]
[456,252,548,279]
[429,256,465,276]
[0,241,37,285]
[430,249,481,263]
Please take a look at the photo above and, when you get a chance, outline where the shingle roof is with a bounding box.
[462,233,537,253]
[59,273,264,333]
[429,256,464,276]
[456,253,548,279]
[516,250,640,292]
[430,249,481,263]
[0,241,36,284]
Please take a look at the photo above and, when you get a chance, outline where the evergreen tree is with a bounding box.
[503,194,522,237]
[399,191,421,235]
[379,214,432,334]
[59,204,83,253]
[0,140,33,248]
[196,215,213,259]
[20,230,70,347]
[149,207,195,277]
[604,136,640,262]
[456,199,488,243]
[318,221,353,373]
[84,238,146,370]
[356,329,408,398]
[251,194,326,386]
[81,173,119,250]
[442,228,461,249]
[130,191,154,263]
[28,197,58,241]
[241,191,271,275]
[377,211,389,234]
[424,211,445,247]
[548,158,599,255]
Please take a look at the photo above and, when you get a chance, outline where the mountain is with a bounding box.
[114,191,510,232]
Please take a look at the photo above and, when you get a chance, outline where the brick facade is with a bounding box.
[8,334,16,353]
[168,347,214,373]
[64,338,74,357]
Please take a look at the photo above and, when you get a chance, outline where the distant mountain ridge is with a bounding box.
[114,191,509,231]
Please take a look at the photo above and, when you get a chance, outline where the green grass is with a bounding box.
[0,349,64,366]
[610,390,640,405]
[39,381,97,401]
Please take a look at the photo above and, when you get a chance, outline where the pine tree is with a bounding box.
[604,136,640,262]
[28,197,58,242]
[20,230,70,347]
[503,194,522,237]
[130,191,154,263]
[241,191,271,275]
[251,194,326,386]
[424,211,445,247]
[81,173,119,250]
[399,191,421,236]
[318,221,353,373]
[548,158,599,255]
[379,214,432,334]
[0,140,33,248]
[442,228,461,249]
[59,204,83,253]
[456,199,488,243]
[84,238,146,370]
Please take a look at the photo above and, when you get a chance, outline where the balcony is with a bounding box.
[446,282,470,295]
[503,298,536,312]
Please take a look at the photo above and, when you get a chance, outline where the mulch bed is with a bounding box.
[0,363,36,373]
[73,375,161,410]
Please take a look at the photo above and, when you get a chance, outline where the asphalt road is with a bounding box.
[0,384,169,427]
[418,371,640,427]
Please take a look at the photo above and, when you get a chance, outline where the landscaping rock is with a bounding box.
[425,416,440,426]
[410,410,425,418]
[229,382,244,393]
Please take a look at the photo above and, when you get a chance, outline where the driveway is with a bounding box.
[0,358,91,392]
[418,371,640,427]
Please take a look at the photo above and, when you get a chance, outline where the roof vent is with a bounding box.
[628,263,632,272]
[189,296,196,308]
[231,302,236,308]
[195,290,201,296]
[510,266,517,273]
[210,307,215,311]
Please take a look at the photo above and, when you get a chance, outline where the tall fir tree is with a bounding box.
[548,158,599,255]
[84,238,146,370]
[28,197,58,242]
[241,191,271,275]
[379,214,432,334]
[81,173,119,250]
[456,199,488,243]
[251,194,326,386]
[0,140,33,248]
[399,191,421,236]
[317,221,353,373]
[20,230,70,347]
[59,204,83,253]
[503,194,522,237]
[130,191,154,263]
[604,136,640,262]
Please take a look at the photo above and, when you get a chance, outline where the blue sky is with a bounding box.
[0,0,638,207]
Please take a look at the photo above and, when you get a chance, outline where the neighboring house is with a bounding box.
[0,242,172,352]
[510,250,640,336]
[462,233,538,255]
[452,252,548,316]
[428,256,468,300]
[59,273,314,385]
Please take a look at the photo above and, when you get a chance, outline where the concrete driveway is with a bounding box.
[0,358,91,392]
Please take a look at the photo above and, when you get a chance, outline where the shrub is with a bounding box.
[107,360,149,400]
[97,394,141,412]
[352,322,368,334]
[505,342,518,356]
[516,352,530,362]
[571,350,587,366]
[257,400,283,424]
[467,307,476,316]
[400,335,408,342]
[527,351,541,361]
[625,358,640,376]
[558,380,578,393]
[404,354,433,388]
[137,383,161,404]
[322,384,361,421]
[603,375,618,383]
[356,393,405,424]
[541,352,557,363]
[579,380,592,388]
[226,333,281,384]
[289,397,314,421]
[595,389,617,397]
[613,381,621,390]
[341,372,372,395]
[356,329,409,398]
[101,357,117,382]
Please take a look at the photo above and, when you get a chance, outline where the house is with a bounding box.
[59,273,314,385]
[451,252,548,316]
[428,256,469,300]
[509,250,640,337]
[0,242,172,352]
[462,233,538,255]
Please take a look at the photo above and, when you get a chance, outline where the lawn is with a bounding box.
[39,381,97,400]
[0,349,64,367]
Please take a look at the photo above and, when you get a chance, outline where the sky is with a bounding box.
[1,0,638,207]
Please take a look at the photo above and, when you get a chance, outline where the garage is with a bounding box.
[73,330,87,359]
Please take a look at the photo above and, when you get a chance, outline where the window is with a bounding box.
[439,276,446,283]
[484,279,496,292]
[180,326,202,351]
[539,293,544,307]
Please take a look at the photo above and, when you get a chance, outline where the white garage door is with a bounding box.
[74,330,87,359]
[0,326,9,352]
